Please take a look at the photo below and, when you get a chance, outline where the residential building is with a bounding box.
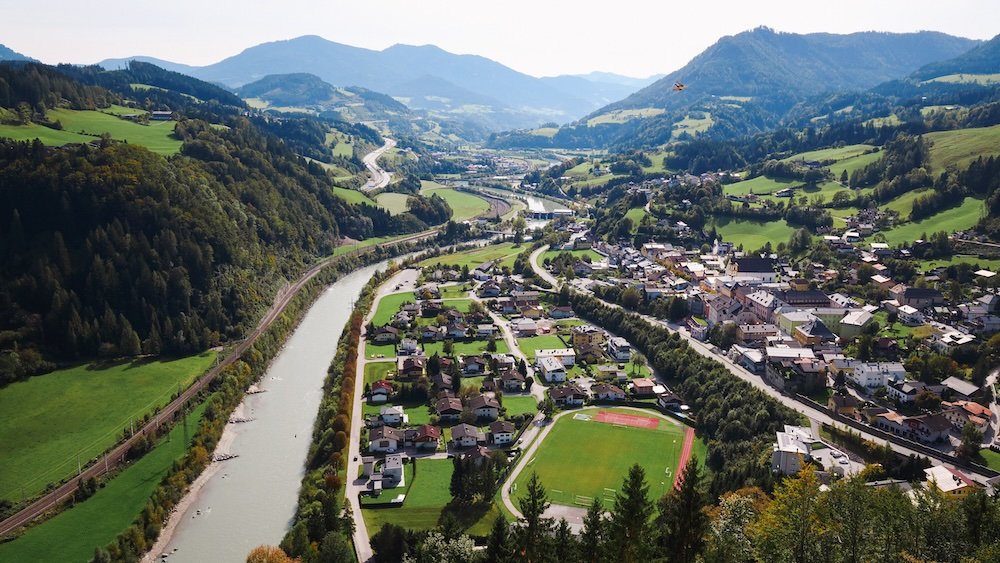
[372,326,400,344]
[435,397,463,422]
[897,305,924,326]
[941,376,980,401]
[925,465,977,497]
[397,356,425,378]
[370,426,404,453]
[607,337,632,361]
[887,380,945,404]
[489,420,516,445]
[793,319,836,346]
[451,423,486,448]
[737,323,779,344]
[370,380,393,404]
[550,384,587,407]
[942,401,992,433]
[538,356,567,382]
[898,287,945,309]
[511,317,538,337]
[536,348,576,367]
[378,405,408,426]
[592,383,626,402]
[403,425,441,450]
[468,394,500,420]
[727,257,778,283]
[828,394,860,417]
[838,310,873,340]
[572,325,607,348]
[771,425,817,475]
[462,355,488,375]
[630,377,657,398]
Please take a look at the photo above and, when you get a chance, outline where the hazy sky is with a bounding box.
[6,0,999,77]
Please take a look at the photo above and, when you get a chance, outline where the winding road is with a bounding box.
[362,138,395,192]
[0,229,440,539]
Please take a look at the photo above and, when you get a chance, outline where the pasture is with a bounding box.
[333,187,380,207]
[723,175,797,196]
[417,242,523,271]
[709,217,797,251]
[47,108,183,155]
[925,124,1000,171]
[375,192,411,215]
[511,409,693,508]
[827,151,884,178]
[0,401,209,563]
[0,352,216,500]
[780,144,873,164]
[587,108,664,126]
[419,181,490,221]
[880,197,985,246]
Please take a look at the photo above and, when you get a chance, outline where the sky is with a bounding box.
[5,0,999,78]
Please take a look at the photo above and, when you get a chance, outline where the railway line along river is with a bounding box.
[147,260,391,562]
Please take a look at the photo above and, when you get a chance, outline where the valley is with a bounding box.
[2,13,1000,563]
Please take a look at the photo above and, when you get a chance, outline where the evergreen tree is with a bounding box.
[607,464,654,563]
[517,472,554,562]
[579,498,606,563]
[656,457,708,563]
[484,515,517,563]
[318,531,353,563]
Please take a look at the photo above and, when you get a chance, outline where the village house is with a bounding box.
[630,377,657,398]
[572,325,607,348]
[538,356,567,382]
[897,287,945,310]
[727,257,778,283]
[399,337,419,355]
[462,355,488,375]
[435,397,463,422]
[737,323,779,344]
[536,348,576,367]
[370,380,393,404]
[416,284,441,300]
[521,305,544,319]
[924,466,978,497]
[592,383,627,402]
[793,319,837,346]
[499,371,525,392]
[771,425,818,475]
[942,400,992,433]
[372,325,400,344]
[469,394,500,420]
[838,310,874,340]
[397,356,425,378]
[550,384,587,407]
[511,317,538,337]
[370,426,404,453]
[478,281,501,298]
[576,343,605,364]
[607,337,632,362]
[489,420,516,445]
[404,424,441,450]
[476,324,497,339]
[512,290,540,308]
[379,405,407,426]
[887,380,945,404]
[450,423,486,448]
[828,394,860,417]
[549,306,575,319]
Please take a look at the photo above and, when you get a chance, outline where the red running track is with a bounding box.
[673,427,696,490]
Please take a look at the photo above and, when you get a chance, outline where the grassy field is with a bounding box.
[422,339,510,357]
[511,409,690,508]
[516,335,569,360]
[671,113,714,139]
[333,187,380,207]
[918,255,1000,272]
[826,151,884,179]
[419,182,490,221]
[0,401,209,563]
[624,207,648,233]
[0,120,96,145]
[979,448,1000,471]
[925,124,1000,171]
[417,242,523,271]
[709,217,797,251]
[723,176,797,196]
[503,395,539,417]
[371,291,418,326]
[0,353,216,500]
[880,197,985,245]
[781,144,873,163]
[587,108,664,126]
[925,73,1000,86]
[529,127,559,137]
[364,362,396,386]
[540,249,604,264]
[362,458,500,535]
[47,109,183,155]
[362,401,434,425]
[375,192,411,215]
[880,188,931,216]
[640,150,672,174]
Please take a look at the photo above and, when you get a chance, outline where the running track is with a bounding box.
[673,427,696,490]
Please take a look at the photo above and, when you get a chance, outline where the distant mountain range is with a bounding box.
[490,28,987,148]
[97,36,658,131]
[0,43,36,62]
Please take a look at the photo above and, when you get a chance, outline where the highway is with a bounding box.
[0,228,440,539]
[361,138,395,192]
[527,246,998,483]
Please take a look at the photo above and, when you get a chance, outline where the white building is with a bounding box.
[536,348,576,367]
[538,356,567,382]
[607,337,632,362]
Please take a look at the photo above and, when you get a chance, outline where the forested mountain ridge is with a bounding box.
[0,44,35,63]
[489,28,982,149]
[0,65,441,386]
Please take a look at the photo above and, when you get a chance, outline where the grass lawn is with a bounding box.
[511,408,689,508]
[925,124,1000,171]
[48,108,182,155]
[375,192,411,215]
[362,401,434,426]
[624,207,648,232]
[333,187,380,207]
[419,182,490,221]
[422,339,510,357]
[723,175,797,197]
[439,284,472,298]
[364,362,396,386]
[708,216,797,252]
[371,291,418,326]
[541,249,604,263]
[978,448,1000,471]
[365,341,397,359]
[516,335,568,360]
[0,352,216,500]
[880,198,985,246]
[362,458,457,531]
[417,242,523,271]
[503,395,539,417]
[0,401,209,563]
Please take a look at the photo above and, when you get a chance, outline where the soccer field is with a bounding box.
[511,409,691,507]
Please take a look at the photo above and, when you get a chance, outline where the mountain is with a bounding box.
[96,55,198,76]
[0,43,36,62]
[99,36,645,130]
[573,71,664,89]
[540,75,650,112]
[491,28,981,149]
[912,32,1000,80]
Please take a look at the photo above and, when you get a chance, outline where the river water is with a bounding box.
[159,261,389,562]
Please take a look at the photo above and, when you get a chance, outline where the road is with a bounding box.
[0,228,441,539]
[361,138,395,192]
[527,246,998,482]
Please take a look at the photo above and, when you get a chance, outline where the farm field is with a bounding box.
[925,73,1000,85]
[708,217,797,251]
[516,335,569,360]
[671,113,714,139]
[781,144,873,163]
[880,188,931,216]
[374,192,411,215]
[723,175,797,196]
[333,187,380,207]
[419,181,490,221]
[827,151,884,178]
[417,242,523,271]
[47,108,183,155]
[529,127,559,137]
[511,409,694,508]
[0,352,216,500]
[0,120,95,145]
[925,124,1000,171]
[880,197,985,246]
[0,401,209,563]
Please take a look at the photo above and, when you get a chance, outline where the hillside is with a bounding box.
[0,44,35,62]
[491,28,980,149]
[0,64,445,385]
[913,33,1000,80]
[237,72,411,122]
[99,36,651,131]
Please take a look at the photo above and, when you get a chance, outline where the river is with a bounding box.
[156,260,390,562]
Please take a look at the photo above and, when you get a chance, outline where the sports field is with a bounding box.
[511,409,692,507]
[0,352,216,500]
